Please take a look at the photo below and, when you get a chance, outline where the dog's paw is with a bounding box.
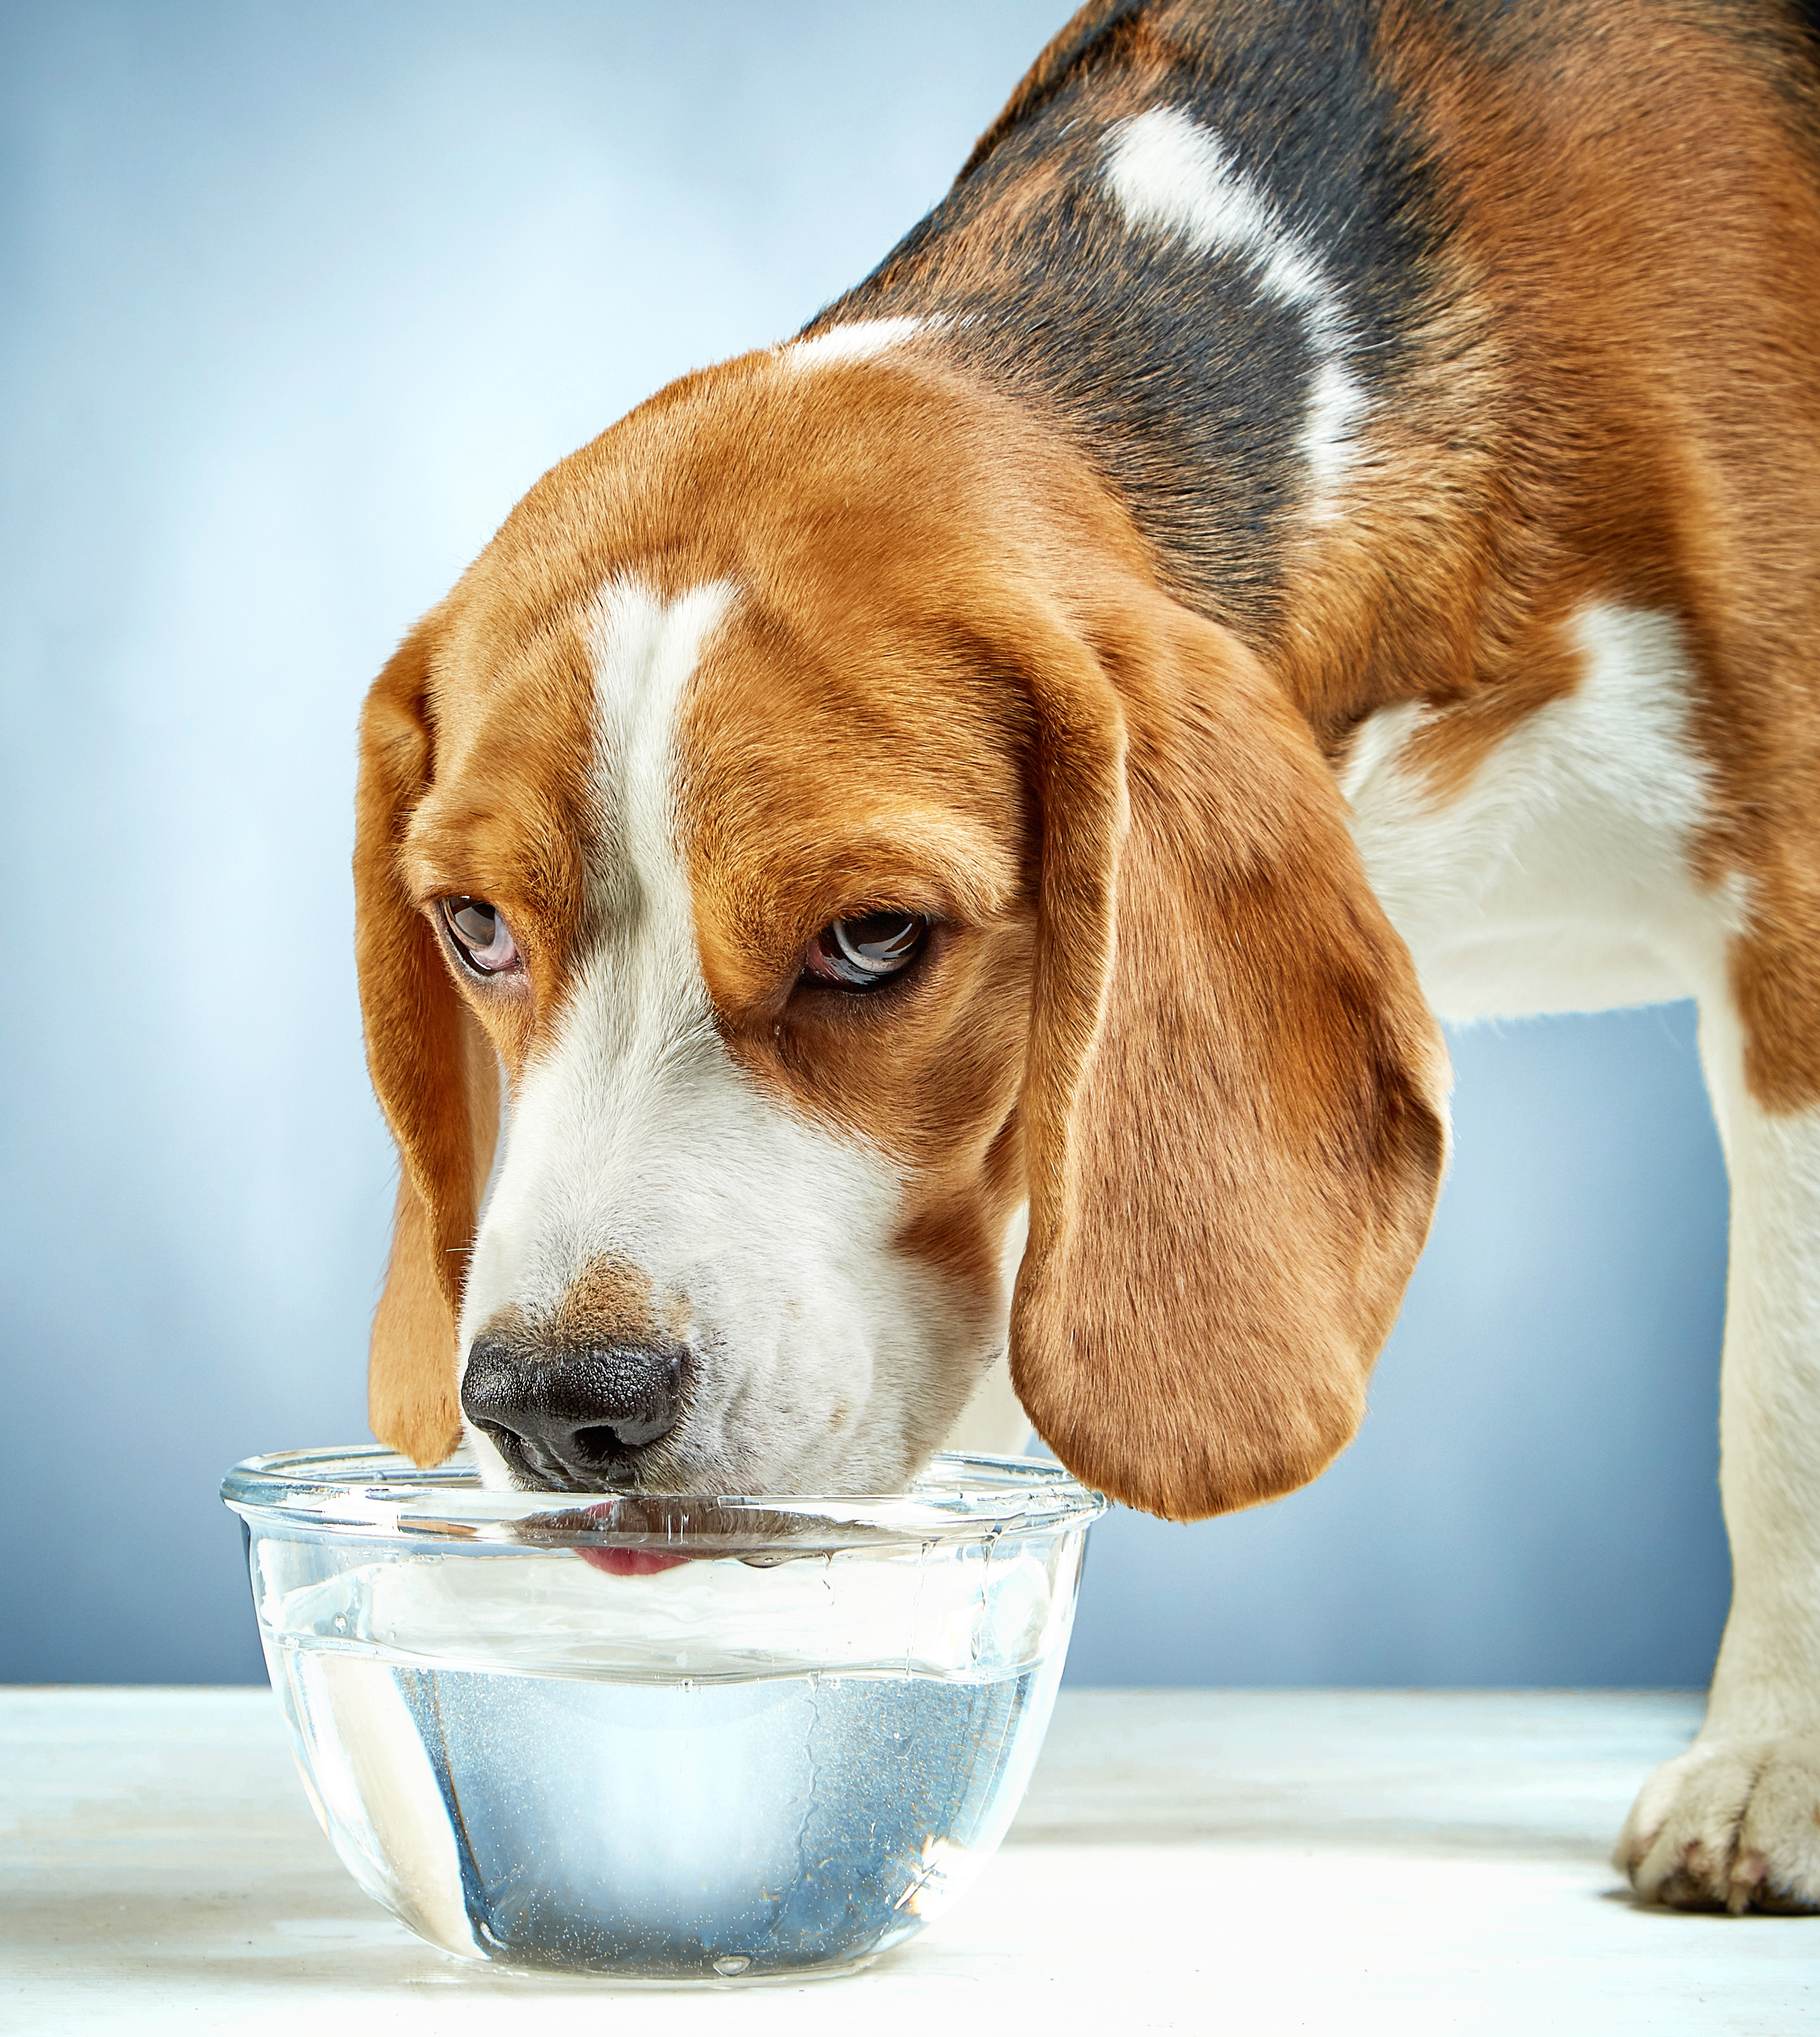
[1615,1735,1820,1913]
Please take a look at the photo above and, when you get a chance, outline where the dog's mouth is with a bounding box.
[516,1497,811,1577]
[479,1424,646,1494]
[473,1406,709,1500]
[576,1545,690,1576]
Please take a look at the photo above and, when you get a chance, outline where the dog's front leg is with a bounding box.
[1617,997,1820,1912]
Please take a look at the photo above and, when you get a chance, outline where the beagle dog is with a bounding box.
[353,1,1820,1913]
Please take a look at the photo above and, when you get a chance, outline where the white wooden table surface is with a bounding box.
[3,1687,1814,2035]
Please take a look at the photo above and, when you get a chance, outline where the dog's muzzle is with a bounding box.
[461,1333,685,1489]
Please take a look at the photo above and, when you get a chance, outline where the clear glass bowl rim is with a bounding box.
[222,1445,1104,1552]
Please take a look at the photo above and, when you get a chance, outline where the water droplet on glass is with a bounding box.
[712,1953,751,1977]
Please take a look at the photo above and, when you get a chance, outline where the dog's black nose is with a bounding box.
[461,1333,684,1486]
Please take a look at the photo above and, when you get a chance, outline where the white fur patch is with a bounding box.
[1617,1004,1820,1908]
[1340,604,1743,1020]
[459,578,998,1493]
[781,317,927,372]
[1104,105,1367,514]
[1344,597,1820,1906]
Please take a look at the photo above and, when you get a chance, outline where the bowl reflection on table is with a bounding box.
[222,1448,1102,1983]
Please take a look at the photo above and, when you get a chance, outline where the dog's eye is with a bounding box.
[802,912,927,990]
[440,896,520,976]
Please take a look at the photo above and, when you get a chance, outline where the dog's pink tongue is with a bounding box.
[577,1545,688,1577]
[574,1504,689,1575]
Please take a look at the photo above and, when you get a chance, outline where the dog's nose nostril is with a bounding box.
[460,1334,684,1485]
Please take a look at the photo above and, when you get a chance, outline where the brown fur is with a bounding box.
[655,362,1448,1515]
[353,592,597,1460]
[355,630,497,1462]
[1278,3,1820,1106]
[1012,585,1447,1516]
[352,0,1817,1509]
[355,349,1446,1510]
[828,0,1820,1108]
[548,1256,673,1348]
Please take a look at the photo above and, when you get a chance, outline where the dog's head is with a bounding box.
[353,343,1447,1516]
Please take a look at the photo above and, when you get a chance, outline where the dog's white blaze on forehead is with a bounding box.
[1104,105,1367,513]
[459,578,976,1490]
[592,575,735,919]
[782,317,927,371]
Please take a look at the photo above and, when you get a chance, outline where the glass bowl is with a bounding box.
[223,1446,1101,1983]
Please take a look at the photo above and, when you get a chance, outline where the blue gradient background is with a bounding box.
[1,0,1731,1686]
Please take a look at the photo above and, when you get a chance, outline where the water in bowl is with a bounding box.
[267,1553,1064,1981]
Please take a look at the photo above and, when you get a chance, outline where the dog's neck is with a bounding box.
[806,7,1443,700]
[803,4,1684,768]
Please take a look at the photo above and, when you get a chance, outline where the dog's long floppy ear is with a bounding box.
[1010,587,1448,1521]
[353,624,499,1465]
